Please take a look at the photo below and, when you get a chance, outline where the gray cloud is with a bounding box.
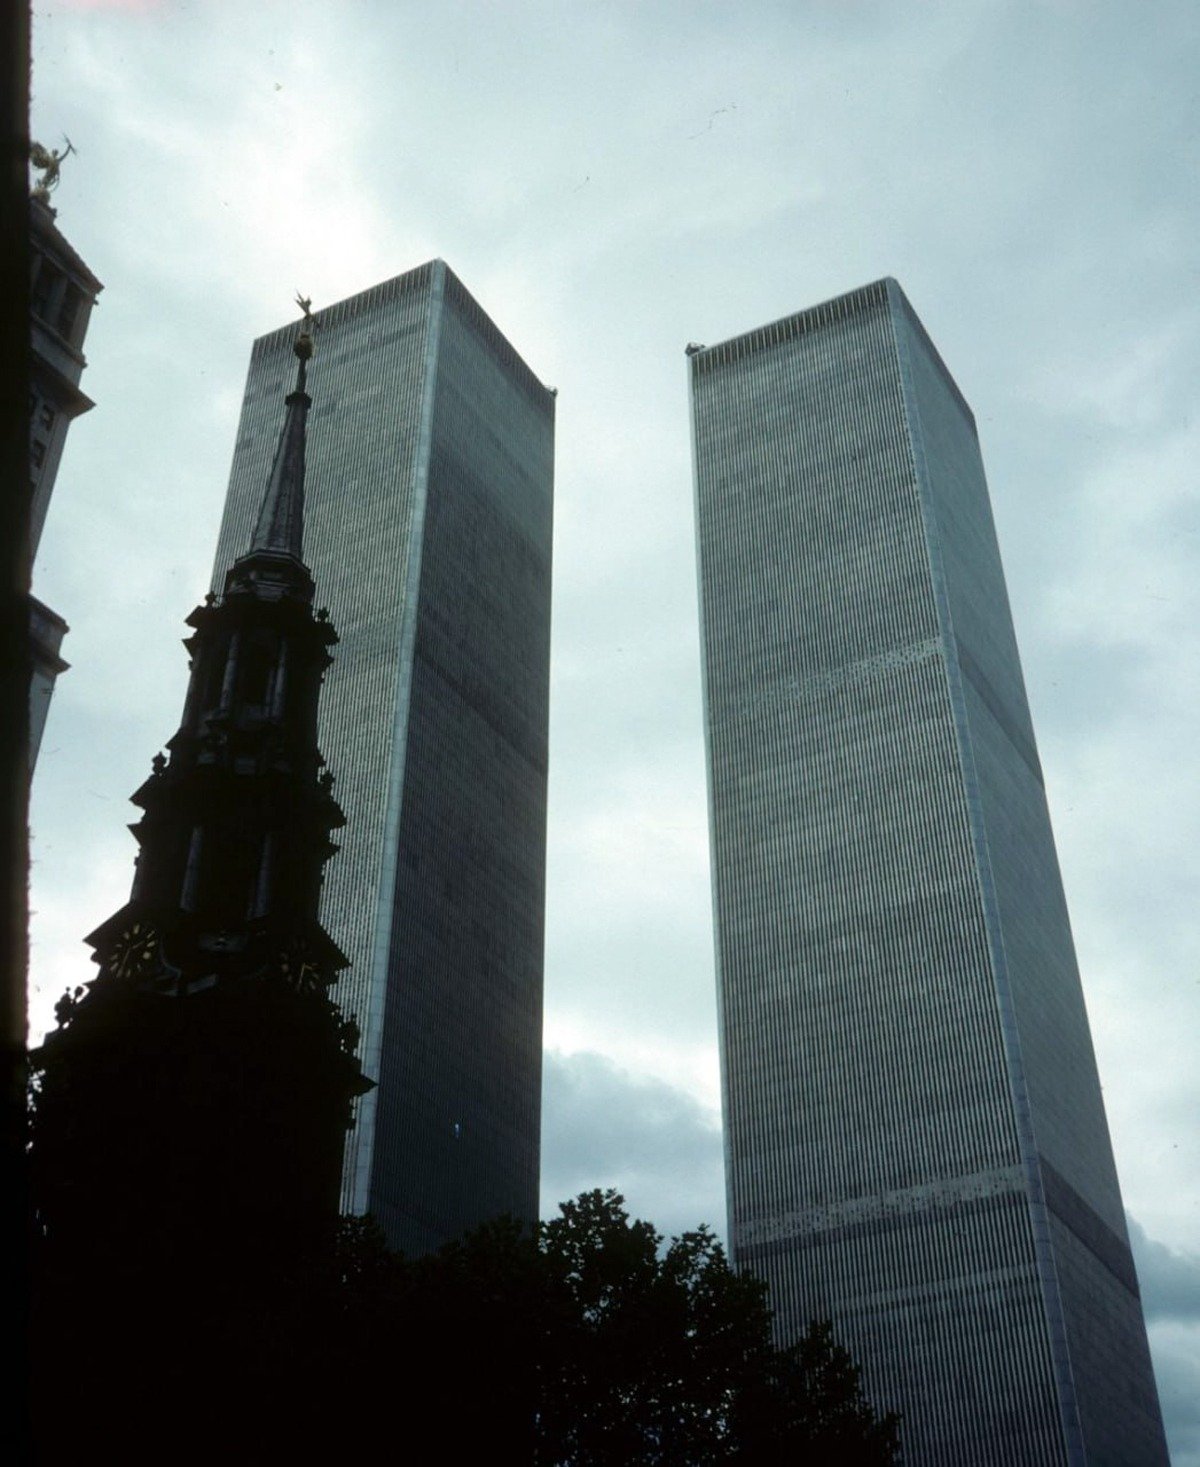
[541,1049,725,1243]
[1129,1217,1200,1325]
[1145,1322,1200,1467]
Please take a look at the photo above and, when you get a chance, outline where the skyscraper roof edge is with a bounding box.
[247,258,555,411]
[690,274,977,433]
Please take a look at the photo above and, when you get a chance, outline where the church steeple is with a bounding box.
[33,299,368,1301]
[225,297,319,606]
[83,297,348,1000]
[246,298,314,567]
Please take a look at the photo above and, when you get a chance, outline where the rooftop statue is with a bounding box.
[30,137,74,201]
[295,291,316,349]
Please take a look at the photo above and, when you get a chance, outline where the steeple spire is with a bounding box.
[248,295,316,564]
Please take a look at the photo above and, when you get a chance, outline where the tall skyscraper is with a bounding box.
[28,184,102,767]
[689,279,1167,1465]
[210,261,554,1254]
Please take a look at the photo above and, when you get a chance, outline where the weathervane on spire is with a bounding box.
[30,136,75,203]
[293,291,316,392]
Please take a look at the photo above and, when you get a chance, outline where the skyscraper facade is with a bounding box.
[689,279,1166,1465]
[210,261,554,1254]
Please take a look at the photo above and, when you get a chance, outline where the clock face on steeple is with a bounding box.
[277,937,321,994]
[109,920,162,981]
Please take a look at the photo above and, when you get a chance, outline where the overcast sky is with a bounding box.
[28,0,1198,1456]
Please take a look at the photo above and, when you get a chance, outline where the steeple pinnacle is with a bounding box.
[248,296,316,563]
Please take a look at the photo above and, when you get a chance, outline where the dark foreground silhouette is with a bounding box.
[28,871,895,1463]
[31,1036,898,1467]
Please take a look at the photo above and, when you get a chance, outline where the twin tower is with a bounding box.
[212,263,1165,1464]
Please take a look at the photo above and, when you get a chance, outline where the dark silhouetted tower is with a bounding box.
[35,308,367,1259]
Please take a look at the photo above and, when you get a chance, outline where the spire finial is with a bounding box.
[241,294,316,567]
[294,292,316,394]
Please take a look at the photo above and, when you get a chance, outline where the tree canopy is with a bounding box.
[330,1189,899,1464]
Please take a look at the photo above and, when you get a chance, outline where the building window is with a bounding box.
[239,631,277,709]
[201,826,261,926]
[39,403,55,433]
[57,286,83,344]
[31,440,46,469]
[31,260,63,322]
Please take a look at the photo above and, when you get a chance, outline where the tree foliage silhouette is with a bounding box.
[333,1189,899,1464]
